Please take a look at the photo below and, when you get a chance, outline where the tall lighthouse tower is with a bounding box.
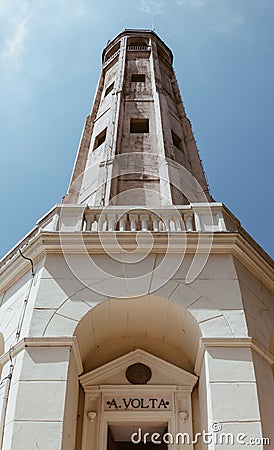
[0,30,273,450]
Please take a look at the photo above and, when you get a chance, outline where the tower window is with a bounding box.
[105,82,114,97]
[94,128,107,149]
[131,74,146,83]
[172,131,181,149]
[130,119,149,133]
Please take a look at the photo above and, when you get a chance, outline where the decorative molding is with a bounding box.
[179,411,188,422]
[80,349,197,390]
[0,336,83,374]
[87,411,97,422]
[194,337,274,375]
[0,227,273,294]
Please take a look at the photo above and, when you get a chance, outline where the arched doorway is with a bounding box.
[74,295,200,450]
[74,294,200,373]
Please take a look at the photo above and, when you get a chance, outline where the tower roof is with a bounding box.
[102,29,173,64]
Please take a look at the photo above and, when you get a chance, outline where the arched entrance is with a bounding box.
[74,295,200,450]
[79,349,197,449]
[74,294,200,373]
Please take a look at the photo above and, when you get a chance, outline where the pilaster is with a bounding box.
[0,338,82,450]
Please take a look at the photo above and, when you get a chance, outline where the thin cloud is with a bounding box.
[0,0,41,67]
[140,0,164,15]
[0,0,30,65]
[175,0,206,8]
[2,16,28,65]
[0,0,93,66]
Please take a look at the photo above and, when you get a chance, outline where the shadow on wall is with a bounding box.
[73,294,201,374]
[0,332,4,378]
[270,332,274,378]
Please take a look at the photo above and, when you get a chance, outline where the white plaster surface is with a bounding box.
[252,350,274,445]
[197,254,237,280]
[4,421,63,450]
[206,347,256,382]
[57,299,91,321]
[199,315,234,337]
[13,381,67,421]
[20,347,70,381]
[213,422,264,450]
[4,381,20,427]
[0,275,30,348]
[190,279,243,310]
[35,278,70,309]
[187,297,221,323]
[221,309,248,336]
[169,282,202,308]
[44,314,78,336]
[61,356,79,450]
[210,382,261,422]
[28,309,56,336]
[234,258,274,349]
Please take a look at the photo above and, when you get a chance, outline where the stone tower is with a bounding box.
[65,30,211,208]
[0,30,273,450]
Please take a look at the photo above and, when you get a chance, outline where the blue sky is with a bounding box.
[0,0,273,258]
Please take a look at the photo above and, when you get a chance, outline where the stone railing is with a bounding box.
[53,203,233,233]
[82,204,228,233]
[0,203,238,272]
[127,45,150,52]
[103,49,120,68]
[83,208,193,232]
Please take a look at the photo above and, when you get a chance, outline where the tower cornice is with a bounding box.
[102,29,173,64]
[0,205,273,294]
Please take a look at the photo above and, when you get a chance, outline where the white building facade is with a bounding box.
[0,30,273,450]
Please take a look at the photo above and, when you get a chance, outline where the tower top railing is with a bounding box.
[1,203,273,295]
[102,29,173,64]
[0,203,240,270]
[0,203,239,272]
[42,203,232,233]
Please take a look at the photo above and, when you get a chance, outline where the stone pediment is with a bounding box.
[80,349,197,390]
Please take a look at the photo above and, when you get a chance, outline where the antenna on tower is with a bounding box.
[151,22,155,31]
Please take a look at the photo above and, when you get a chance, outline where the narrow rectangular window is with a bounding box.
[105,82,114,97]
[130,118,149,133]
[131,74,146,82]
[94,128,107,149]
[172,131,181,149]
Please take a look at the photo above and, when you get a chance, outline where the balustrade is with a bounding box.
[83,208,194,233]
[127,45,150,51]
[0,203,233,272]
[103,49,120,68]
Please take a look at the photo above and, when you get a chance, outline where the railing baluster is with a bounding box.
[140,214,149,231]
[175,215,183,231]
[108,214,116,232]
[81,206,225,234]
[85,217,92,231]
[217,212,226,231]
[162,213,170,232]
[170,216,176,232]
[184,213,193,231]
[129,213,138,231]
[91,215,98,232]
[152,215,159,232]
[98,214,106,232]
[119,216,126,231]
